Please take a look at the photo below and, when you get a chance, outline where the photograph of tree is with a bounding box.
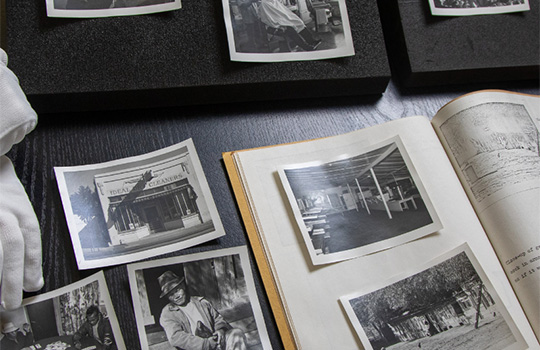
[341,245,524,350]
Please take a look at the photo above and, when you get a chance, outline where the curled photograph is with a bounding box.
[127,246,272,350]
[278,136,442,265]
[223,0,355,62]
[0,272,125,350]
[428,0,529,16]
[340,244,527,350]
[46,0,182,18]
[54,139,226,269]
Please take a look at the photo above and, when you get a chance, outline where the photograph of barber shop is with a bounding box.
[54,139,226,270]
[279,138,441,265]
[224,0,355,62]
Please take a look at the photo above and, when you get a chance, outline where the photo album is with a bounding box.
[223,90,540,349]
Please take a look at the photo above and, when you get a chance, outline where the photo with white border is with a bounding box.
[54,138,226,270]
[340,244,527,350]
[278,135,442,265]
[223,0,355,62]
[127,246,272,350]
[0,271,125,349]
[46,0,181,18]
[428,0,529,16]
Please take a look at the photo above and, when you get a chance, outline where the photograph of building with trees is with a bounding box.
[342,249,522,350]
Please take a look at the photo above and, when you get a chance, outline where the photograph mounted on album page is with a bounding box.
[278,135,442,265]
[222,0,355,62]
[46,0,182,18]
[54,138,225,269]
[340,243,528,350]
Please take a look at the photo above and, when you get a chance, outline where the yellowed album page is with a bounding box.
[432,91,540,341]
[230,115,538,349]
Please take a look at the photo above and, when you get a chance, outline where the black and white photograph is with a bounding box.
[46,0,181,18]
[340,244,527,350]
[428,0,529,16]
[223,0,355,62]
[438,102,539,204]
[127,246,272,350]
[0,271,125,350]
[278,136,442,265]
[54,139,225,269]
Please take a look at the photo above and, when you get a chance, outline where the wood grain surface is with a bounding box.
[6,79,539,349]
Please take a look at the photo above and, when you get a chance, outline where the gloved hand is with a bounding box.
[0,48,44,310]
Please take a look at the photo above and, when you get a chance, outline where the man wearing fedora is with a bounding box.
[0,322,32,350]
[158,270,248,350]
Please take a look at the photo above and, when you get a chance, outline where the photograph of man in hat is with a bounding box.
[0,322,32,350]
[158,270,248,350]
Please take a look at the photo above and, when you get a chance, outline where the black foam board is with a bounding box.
[5,0,390,113]
[378,0,539,87]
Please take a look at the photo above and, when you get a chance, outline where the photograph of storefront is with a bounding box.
[95,162,209,246]
[279,138,441,265]
[55,139,225,269]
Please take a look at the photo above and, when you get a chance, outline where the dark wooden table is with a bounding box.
[8,79,539,349]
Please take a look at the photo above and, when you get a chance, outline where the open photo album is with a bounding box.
[223,90,540,349]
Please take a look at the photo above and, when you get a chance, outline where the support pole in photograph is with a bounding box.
[355,178,370,215]
[370,168,392,219]
[474,282,484,329]
[347,183,359,211]
[392,174,405,200]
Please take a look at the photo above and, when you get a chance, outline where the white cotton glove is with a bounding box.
[0,48,44,310]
